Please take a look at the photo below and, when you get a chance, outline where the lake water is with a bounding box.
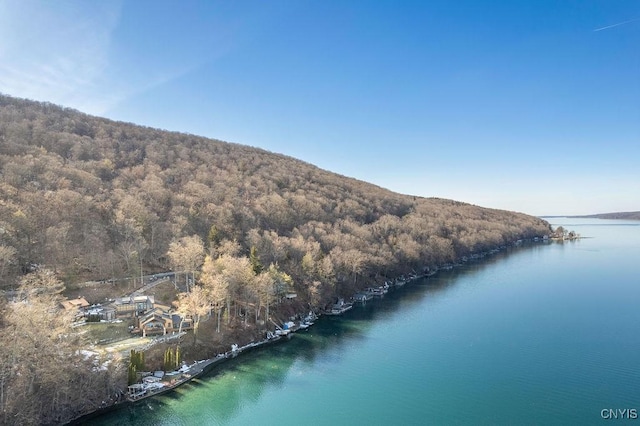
[91,218,640,425]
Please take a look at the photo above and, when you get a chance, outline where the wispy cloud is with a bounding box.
[0,1,219,116]
[0,0,124,114]
[593,18,639,32]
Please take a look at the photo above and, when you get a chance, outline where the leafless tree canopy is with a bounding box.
[0,94,550,289]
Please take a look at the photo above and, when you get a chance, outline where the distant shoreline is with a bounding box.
[540,212,640,221]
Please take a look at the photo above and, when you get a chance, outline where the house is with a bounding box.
[61,297,90,320]
[114,295,155,317]
[86,304,117,321]
[61,297,90,311]
[135,305,193,337]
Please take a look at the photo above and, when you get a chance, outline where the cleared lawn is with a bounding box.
[84,321,132,345]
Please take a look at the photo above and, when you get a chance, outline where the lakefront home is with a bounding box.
[134,304,193,337]
[114,295,155,316]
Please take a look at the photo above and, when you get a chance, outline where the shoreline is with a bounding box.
[67,237,548,425]
[68,334,290,425]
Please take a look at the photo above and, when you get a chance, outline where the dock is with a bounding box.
[126,334,285,403]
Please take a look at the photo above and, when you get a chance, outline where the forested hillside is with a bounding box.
[0,94,552,424]
[0,93,550,291]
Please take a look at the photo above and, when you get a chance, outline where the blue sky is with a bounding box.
[1,0,638,216]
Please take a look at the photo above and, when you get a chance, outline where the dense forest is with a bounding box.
[0,94,550,290]
[0,93,551,424]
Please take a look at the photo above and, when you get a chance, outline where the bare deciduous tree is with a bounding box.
[175,285,209,341]
[167,235,205,291]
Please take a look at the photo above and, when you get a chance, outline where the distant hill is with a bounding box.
[568,212,640,220]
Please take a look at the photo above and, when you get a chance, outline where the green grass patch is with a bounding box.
[84,321,132,345]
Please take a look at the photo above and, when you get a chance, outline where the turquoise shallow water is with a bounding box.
[90,218,640,425]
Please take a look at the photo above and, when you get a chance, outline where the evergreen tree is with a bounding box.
[129,349,145,382]
[250,246,263,275]
[163,348,171,371]
[208,225,220,249]
[127,363,137,386]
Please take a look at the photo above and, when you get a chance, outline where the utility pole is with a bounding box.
[140,250,143,290]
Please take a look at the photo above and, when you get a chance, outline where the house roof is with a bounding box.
[61,297,90,310]
[153,303,172,312]
[138,304,193,329]
[114,295,155,305]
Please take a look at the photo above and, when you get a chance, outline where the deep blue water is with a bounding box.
[91,218,640,425]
